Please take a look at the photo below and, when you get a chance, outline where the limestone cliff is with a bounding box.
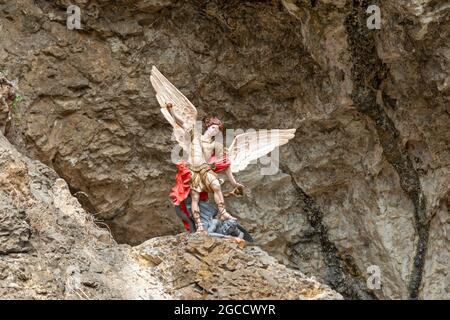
[0,0,448,299]
[0,130,340,299]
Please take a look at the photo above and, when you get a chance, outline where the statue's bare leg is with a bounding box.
[210,180,237,221]
[190,190,206,233]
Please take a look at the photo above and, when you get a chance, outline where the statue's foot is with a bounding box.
[192,209,207,235]
[224,236,246,248]
[217,202,237,221]
[195,229,208,236]
[218,210,237,221]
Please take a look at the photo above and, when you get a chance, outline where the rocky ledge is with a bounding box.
[135,233,341,299]
[0,131,341,299]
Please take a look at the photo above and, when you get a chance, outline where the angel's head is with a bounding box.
[202,116,223,137]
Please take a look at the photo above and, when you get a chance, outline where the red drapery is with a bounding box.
[170,155,231,231]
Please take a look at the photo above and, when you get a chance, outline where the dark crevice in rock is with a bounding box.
[67,184,94,210]
[281,163,377,300]
[344,0,430,299]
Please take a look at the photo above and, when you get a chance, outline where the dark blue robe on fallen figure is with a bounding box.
[175,196,253,242]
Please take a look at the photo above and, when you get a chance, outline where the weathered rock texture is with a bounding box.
[135,233,342,299]
[0,0,448,299]
[0,131,340,299]
[0,132,170,299]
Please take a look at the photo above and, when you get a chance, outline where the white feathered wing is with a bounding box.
[150,66,197,152]
[228,129,296,173]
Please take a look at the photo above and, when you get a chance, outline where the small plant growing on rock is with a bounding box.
[11,94,23,112]
[0,74,23,131]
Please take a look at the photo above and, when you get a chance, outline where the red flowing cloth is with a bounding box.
[170,155,231,231]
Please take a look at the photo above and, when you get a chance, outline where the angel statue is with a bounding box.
[150,66,296,241]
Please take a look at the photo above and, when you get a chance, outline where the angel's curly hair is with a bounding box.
[202,116,224,133]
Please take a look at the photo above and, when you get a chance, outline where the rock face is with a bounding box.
[0,131,340,299]
[135,233,342,299]
[0,132,171,299]
[0,0,448,299]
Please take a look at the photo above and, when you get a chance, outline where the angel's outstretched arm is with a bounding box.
[224,167,244,188]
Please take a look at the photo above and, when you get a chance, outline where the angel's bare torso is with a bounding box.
[189,132,208,167]
[189,132,222,167]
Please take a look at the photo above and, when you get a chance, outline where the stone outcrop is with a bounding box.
[135,233,342,299]
[0,132,171,299]
[0,129,340,299]
[0,0,448,299]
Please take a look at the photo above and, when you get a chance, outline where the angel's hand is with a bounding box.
[232,182,245,189]
[166,102,185,129]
